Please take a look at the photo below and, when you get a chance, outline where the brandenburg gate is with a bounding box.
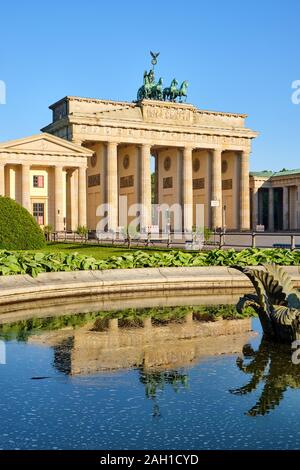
[42,93,257,232]
[0,53,258,234]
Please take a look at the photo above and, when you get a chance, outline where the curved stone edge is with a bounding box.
[0,266,299,315]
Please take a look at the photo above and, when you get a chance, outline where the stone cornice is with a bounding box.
[0,152,88,167]
[271,176,300,186]
[0,149,91,157]
[67,116,258,139]
[48,96,249,119]
[48,96,137,110]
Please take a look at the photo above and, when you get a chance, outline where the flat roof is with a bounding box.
[250,168,300,179]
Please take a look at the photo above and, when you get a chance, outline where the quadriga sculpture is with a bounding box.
[234,264,300,343]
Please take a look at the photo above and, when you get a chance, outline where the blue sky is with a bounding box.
[0,0,299,171]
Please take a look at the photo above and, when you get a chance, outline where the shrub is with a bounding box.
[0,196,46,250]
[76,225,88,242]
[0,247,299,277]
[43,225,53,242]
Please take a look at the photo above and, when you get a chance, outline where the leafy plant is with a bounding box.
[0,247,299,277]
[76,225,88,242]
[43,225,53,242]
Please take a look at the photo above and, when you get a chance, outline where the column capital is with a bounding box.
[139,142,152,148]
[240,149,251,159]
[210,148,224,159]
[183,146,193,158]
[106,141,119,148]
[139,143,152,154]
[183,145,194,150]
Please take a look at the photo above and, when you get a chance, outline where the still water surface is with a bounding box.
[0,311,299,450]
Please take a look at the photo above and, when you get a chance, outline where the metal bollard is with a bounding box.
[252,232,256,248]
[291,234,296,250]
[219,232,224,249]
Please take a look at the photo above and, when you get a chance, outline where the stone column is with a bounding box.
[0,163,5,196]
[78,166,87,227]
[21,164,31,212]
[232,153,240,230]
[211,149,222,229]
[205,153,212,228]
[268,187,274,232]
[140,144,152,231]
[106,142,118,232]
[258,190,264,226]
[55,165,64,231]
[182,146,193,232]
[252,188,259,230]
[283,186,289,230]
[154,153,159,205]
[297,186,300,229]
[71,169,79,231]
[240,150,250,231]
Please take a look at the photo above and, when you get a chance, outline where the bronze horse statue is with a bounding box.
[163,79,178,101]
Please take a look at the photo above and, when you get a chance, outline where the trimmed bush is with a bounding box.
[0,196,46,250]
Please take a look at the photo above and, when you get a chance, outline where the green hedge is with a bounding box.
[0,247,299,277]
[0,196,46,250]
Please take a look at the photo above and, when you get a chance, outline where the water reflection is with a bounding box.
[4,307,300,418]
[44,314,252,376]
[139,370,189,417]
[231,339,300,416]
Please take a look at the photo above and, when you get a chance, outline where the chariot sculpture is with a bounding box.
[234,264,300,343]
[136,51,189,103]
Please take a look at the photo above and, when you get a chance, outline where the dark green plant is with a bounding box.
[0,196,46,250]
[204,227,213,243]
[76,225,88,242]
[43,225,53,242]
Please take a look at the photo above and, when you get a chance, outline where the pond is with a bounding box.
[0,306,299,450]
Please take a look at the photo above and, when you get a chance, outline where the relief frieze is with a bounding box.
[74,124,251,149]
[143,105,193,123]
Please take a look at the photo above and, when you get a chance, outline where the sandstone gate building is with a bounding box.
[0,96,258,232]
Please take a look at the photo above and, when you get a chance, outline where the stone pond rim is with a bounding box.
[0,265,300,317]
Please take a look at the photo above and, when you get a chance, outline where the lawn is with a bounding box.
[26,242,165,260]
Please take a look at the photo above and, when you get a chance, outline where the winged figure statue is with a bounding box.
[150,51,160,66]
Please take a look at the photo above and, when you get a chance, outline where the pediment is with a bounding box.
[0,133,93,156]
